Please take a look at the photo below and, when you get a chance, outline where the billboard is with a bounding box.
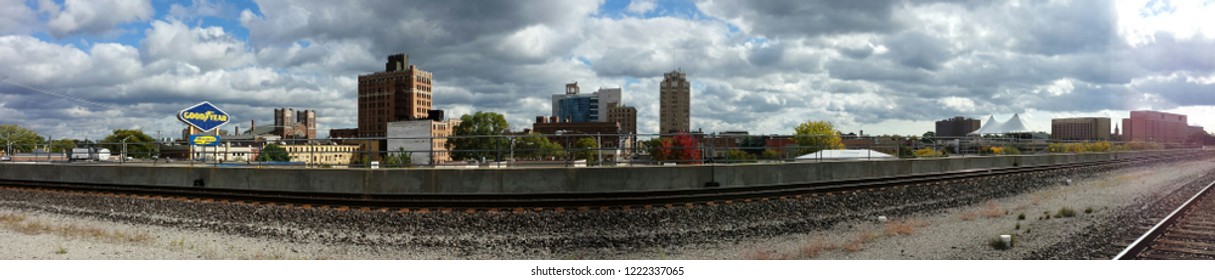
[178,101,231,132]
[189,134,221,146]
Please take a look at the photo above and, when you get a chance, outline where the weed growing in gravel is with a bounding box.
[884,219,926,236]
[1084,207,1094,214]
[802,239,837,259]
[1056,207,1077,218]
[1015,223,1021,230]
[55,247,66,255]
[1018,213,1026,220]
[982,202,1005,218]
[1,215,153,244]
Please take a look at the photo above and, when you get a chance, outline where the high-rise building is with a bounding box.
[607,102,637,135]
[1123,110,1188,143]
[273,108,317,140]
[357,53,433,138]
[660,70,690,134]
[934,116,981,137]
[1050,117,1110,141]
[551,83,622,123]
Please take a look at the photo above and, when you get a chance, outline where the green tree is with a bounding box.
[0,124,44,153]
[50,139,79,153]
[725,149,757,163]
[101,129,156,159]
[383,147,412,167]
[793,120,844,154]
[573,137,598,162]
[514,133,564,160]
[921,131,936,144]
[257,144,290,162]
[447,112,510,161]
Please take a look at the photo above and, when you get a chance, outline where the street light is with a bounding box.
[121,135,134,163]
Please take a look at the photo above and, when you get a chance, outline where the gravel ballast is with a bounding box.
[0,154,1212,259]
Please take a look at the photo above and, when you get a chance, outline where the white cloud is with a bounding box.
[626,0,657,14]
[141,20,254,71]
[1117,0,1215,46]
[44,0,154,38]
[0,0,38,34]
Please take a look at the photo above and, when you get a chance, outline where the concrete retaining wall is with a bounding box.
[0,150,1195,195]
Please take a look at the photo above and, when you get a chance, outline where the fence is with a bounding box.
[0,133,1203,168]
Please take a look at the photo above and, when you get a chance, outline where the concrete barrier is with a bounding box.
[0,150,1203,195]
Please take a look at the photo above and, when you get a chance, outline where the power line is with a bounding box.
[0,79,123,111]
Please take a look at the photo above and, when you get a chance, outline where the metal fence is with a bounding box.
[0,133,1202,168]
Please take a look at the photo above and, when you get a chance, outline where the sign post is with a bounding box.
[178,101,232,163]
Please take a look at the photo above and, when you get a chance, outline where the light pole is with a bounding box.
[121,135,133,163]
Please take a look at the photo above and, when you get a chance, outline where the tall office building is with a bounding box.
[551,83,622,123]
[660,69,690,134]
[357,53,433,138]
[607,102,637,135]
[1050,117,1110,141]
[934,116,981,137]
[1123,110,1188,143]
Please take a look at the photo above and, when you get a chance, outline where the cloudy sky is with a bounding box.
[1,0,1213,140]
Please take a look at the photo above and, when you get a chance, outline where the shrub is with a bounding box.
[1057,207,1077,218]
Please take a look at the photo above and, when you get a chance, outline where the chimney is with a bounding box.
[251,120,256,135]
[550,116,558,123]
[536,116,546,124]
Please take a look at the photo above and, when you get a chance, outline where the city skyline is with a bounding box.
[1,0,1214,140]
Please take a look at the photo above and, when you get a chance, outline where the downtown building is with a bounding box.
[660,69,691,134]
[934,116,980,138]
[549,82,638,135]
[357,53,433,138]
[1050,117,1110,141]
[1122,110,1188,143]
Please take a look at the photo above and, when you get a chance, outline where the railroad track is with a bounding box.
[0,153,1204,211]
[1115,178,1215,260]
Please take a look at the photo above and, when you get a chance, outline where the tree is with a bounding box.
[793,120,844,154]
[447,112,509,161]
[0,124,44,153]
[101,129,156,159]
[50,139,79,153]
[514,133,563,160]
[725,149,757,163]
[257,144,290,162]
[573,137,598,162]
[383,147,412,167]
[921,131,936,144]
[656,134,701,164]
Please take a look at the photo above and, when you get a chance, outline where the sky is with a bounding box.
[1,0,1214,140]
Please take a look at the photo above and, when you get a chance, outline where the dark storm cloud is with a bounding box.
[700,0,900,38]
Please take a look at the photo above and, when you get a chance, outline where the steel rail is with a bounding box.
[1114,178,1215,260]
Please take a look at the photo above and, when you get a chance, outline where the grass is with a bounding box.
[1017,213,1026,220]
[1015,223,1021,230]
[55,247,67,255]
[1084,207,1094,214]
[884,220,925,236]
[982,202,1005,218]
[802,239,837,259]
[0,212,153,244]
[1056,207,1077,218]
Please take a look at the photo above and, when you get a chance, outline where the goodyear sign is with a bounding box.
[189,134,221,146]
[178,101,231,132]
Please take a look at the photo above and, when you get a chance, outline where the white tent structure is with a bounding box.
[795,149,895,161]
[970,114,1033,135]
